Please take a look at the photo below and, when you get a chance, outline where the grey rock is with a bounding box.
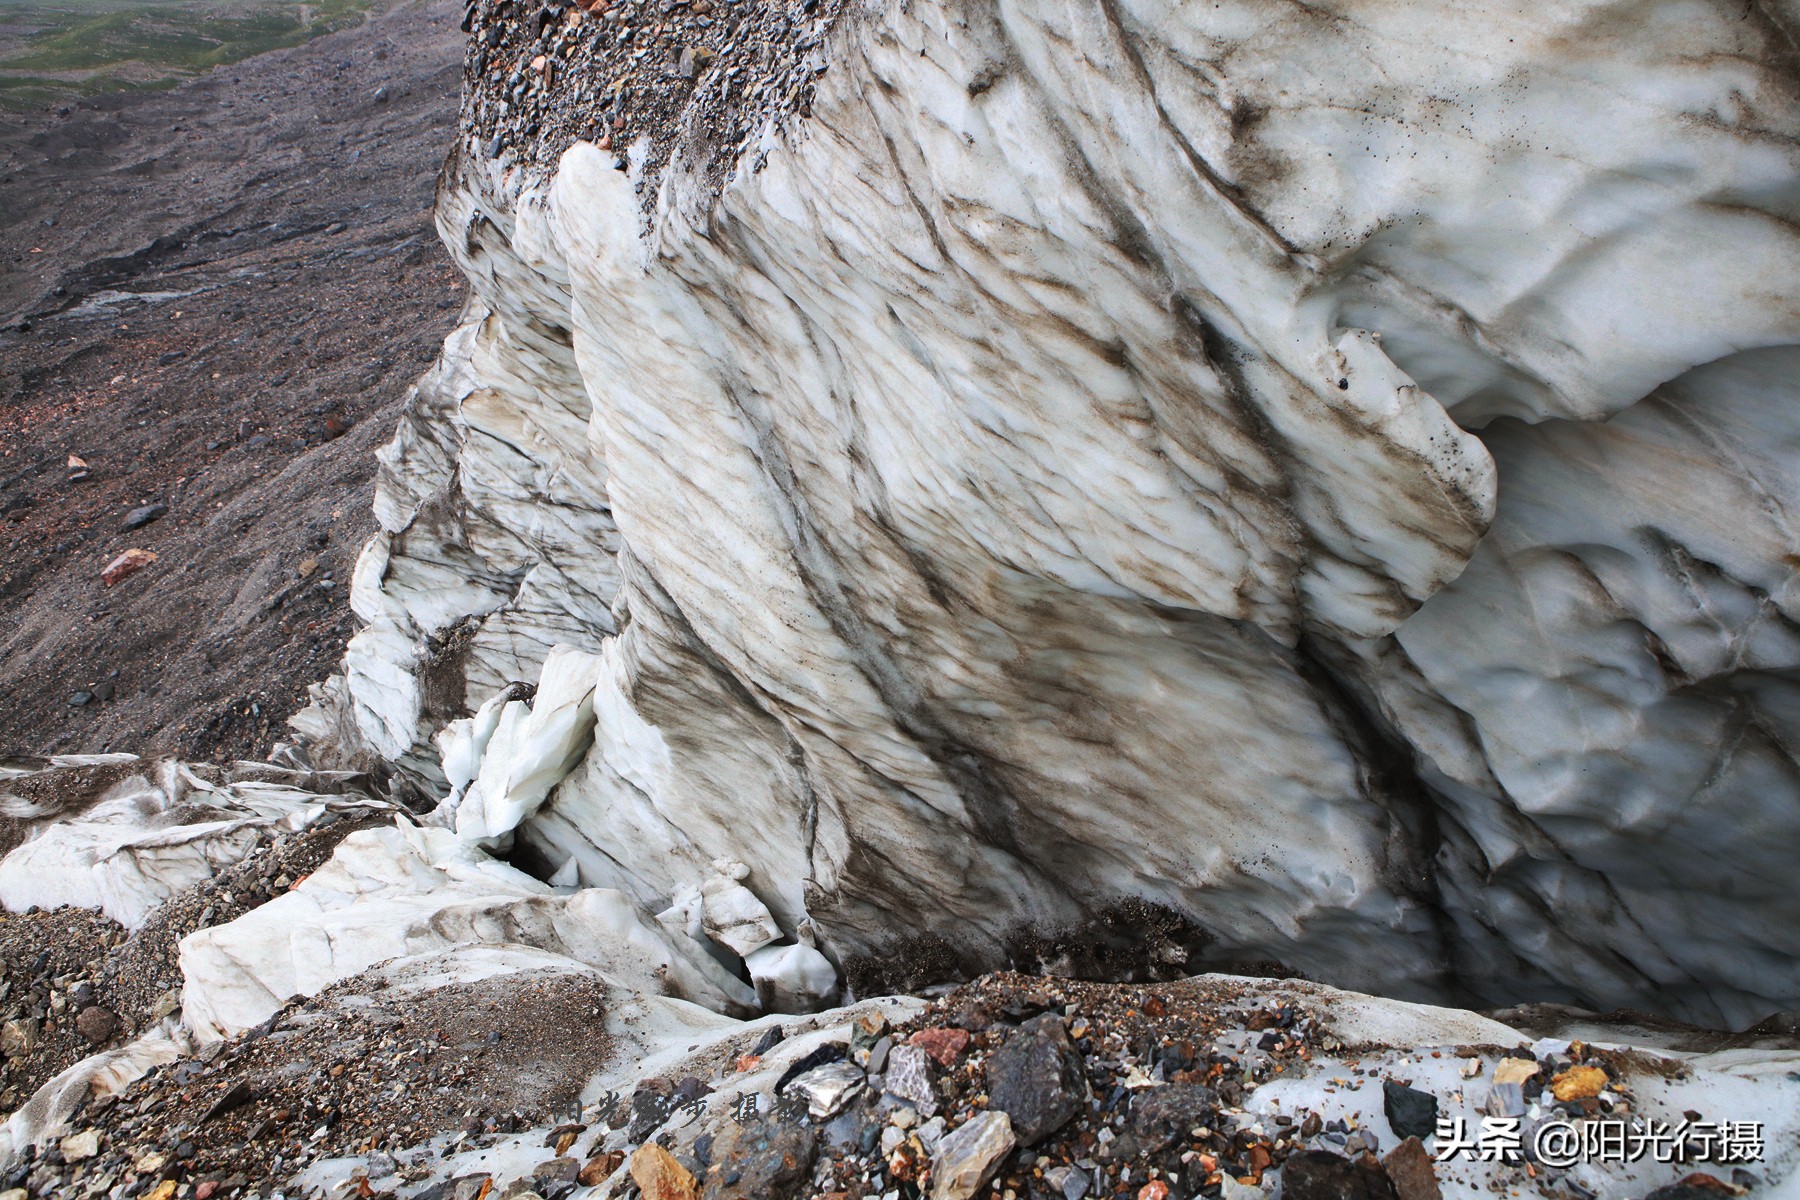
[121,503,167,531]
[1481,1081,1525,1118]
[986,1013,1089,1146]
[1044,1164,1090,1200]
[702,1115,817,1200]
[882,1042,939,1116]
[1127,1082,1218,1153]
[788,1061,866,1120]
[928,1110,1015,1200]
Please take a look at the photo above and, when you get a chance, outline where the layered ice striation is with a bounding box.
[310,0,1800,1028]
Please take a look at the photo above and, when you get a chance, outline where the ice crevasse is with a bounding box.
[301,0,1800,1029]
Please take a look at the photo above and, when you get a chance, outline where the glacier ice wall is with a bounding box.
[318,0,1800,1028]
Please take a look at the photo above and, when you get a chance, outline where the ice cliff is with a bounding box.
[307,0,1800,1030]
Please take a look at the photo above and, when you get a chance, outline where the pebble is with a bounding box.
[74,1004,117,1044]
[1550,1064,1608,1101]
[1280,1150,1399,1200]
[702,1116,817,1200]
[909,1026,971,1067]
[578,1150,624,1186]
[100,547,157,586]
[1,1018,39,1057]
[121,502,168,531]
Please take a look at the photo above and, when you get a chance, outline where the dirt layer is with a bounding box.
[0,809,382,1113]
[6,966,614,1199]
[0,0,466,761]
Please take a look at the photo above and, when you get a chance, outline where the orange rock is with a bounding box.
[1550,1065,1608,1102]
[909,1026,971,1066]
[579,1150,626,1186]
[630,1143,699,1200]
[101,548,157,586]
[1138,1183,1170,1200]
[734,1053,761,1071]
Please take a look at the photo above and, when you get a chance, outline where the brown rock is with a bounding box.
[909,1026,971,1067]
[630,1143,698,1200]
[1280,1150,1398,1200]
[579,1151,625,1187]
[1382,1137,1441,1200]
[75,1005,118,1045]
[101,548,157,586]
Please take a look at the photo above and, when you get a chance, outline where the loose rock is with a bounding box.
[122,503,169,530]
[1280,1150,1400,1200]
[1381,1080,1438,1140]
[702,1116,817,1200]
[987,1013,1089,1146]
[929,1109,1015,1200]
[630,1143,699,1200]
[1381,1136,1441,1200]
[101,547,157,586]
[74,1004,118,1044]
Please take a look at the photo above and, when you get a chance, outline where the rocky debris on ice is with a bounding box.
[0,807,386,1124]
[460,0,843,201]
[3,939,1797,1200]
[211,970,1788,1200]
[3,948,618,1196]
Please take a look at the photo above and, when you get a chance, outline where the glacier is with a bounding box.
[301,0,1800,1031]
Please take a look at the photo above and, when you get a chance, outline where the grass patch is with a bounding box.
[0,0,373,110]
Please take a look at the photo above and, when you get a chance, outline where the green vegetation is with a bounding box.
[0,0,372,110]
